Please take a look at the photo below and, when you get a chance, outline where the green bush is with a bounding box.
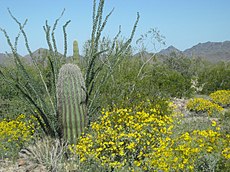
[198,62,230,94]
[0,73,28,119]
[98,57,193,111]
[152,68,192,98]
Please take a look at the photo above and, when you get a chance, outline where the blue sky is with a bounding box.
[0,0,230,56]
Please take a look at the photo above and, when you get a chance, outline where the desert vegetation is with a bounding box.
[0,0,230,171]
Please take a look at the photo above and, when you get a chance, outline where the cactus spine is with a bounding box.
[57,63,87,144]
[73,40,80,65]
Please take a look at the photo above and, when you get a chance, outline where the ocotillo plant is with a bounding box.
[73,40,80,65]
[0,9,70,137]
[82,0,139,122]
[57,63,88,144]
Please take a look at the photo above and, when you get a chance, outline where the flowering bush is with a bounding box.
[210,90,230,107]
[0,114,36,158]
[186,98,224,115]
[70,101,230,171]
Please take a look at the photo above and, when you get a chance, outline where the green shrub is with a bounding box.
[98,57,193,112]
[154,68,192,98]
[198,62,230,94]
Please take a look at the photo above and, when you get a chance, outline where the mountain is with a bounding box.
[133,51,155,58]
[157,41,230,62]
[0,48,57,65]
[23,48,54,64]
[24,48,79,59]
[1,41,230,64]
[183,41,230,62]
[158,46,183,56]
[24,48,50,59]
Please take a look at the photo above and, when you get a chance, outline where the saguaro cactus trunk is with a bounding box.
[57,63,87,144]
[73,40,80,65]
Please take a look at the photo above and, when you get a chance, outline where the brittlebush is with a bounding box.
[186,98,224,116]
[0,114,36,158]
[70,101,230,171]
[210,90,230,107]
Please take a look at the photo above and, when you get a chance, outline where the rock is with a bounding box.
[171,97,189,116]
[17,158,27,167]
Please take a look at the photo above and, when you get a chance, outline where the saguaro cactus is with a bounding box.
[57,63,87,144]
[73,40,80,65]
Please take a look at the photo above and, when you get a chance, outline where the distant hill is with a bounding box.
[183,41,230,62]
[158,46,183,56]
[24,48,80,61]
[133,51,155,58]
[24,48,50,60]
[1,41,230,64]
[0,48,61,65]
[157,41,230,62]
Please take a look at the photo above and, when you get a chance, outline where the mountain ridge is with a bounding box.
[158,45,183,56]
[1,41,230,63]
[158,41,230,62]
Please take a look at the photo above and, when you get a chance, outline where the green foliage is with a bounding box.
[198,61,230,94]
[0,9,71,138]
[0,0,139,139]
[83,0,139,120]
[0,58,49,119]
[151,67,192,98]
[98,56,193,111]
[1,2,230,171]
[57,63,88,144]
[0,76,25,119]
[163,53,194,77]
